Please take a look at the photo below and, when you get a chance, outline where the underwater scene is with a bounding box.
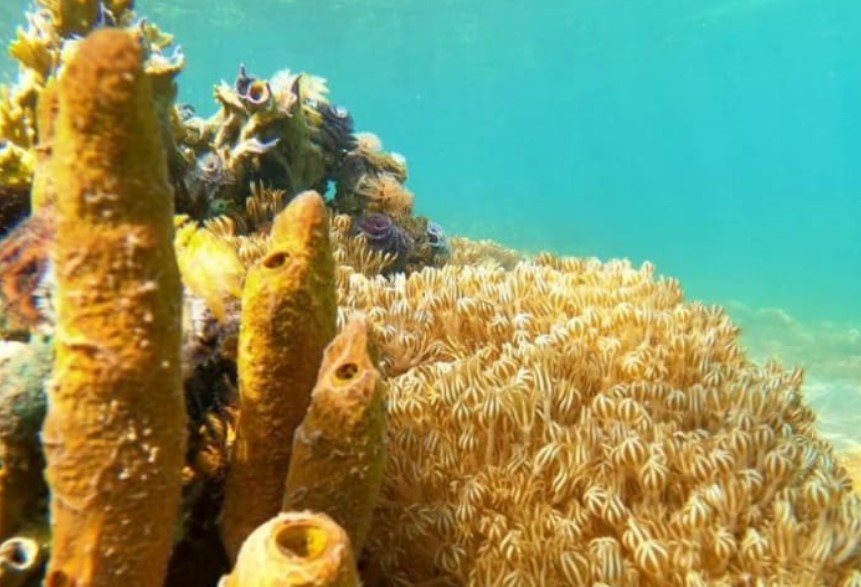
[0,0,859,586]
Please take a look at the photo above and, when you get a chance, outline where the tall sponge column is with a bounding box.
[220,190,338,561]
[282,314,387,557]
[41,28,186,587]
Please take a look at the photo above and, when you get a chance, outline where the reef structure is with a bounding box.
[0,0,184,232]
[0,3,858,587]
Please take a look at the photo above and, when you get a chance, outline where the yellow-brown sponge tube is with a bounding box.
[282,314,386,557]
[220,512,359,587]
[41,29,186,587]
[220,190,337,561]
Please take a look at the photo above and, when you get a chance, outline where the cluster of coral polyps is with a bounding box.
[336,257,861,586]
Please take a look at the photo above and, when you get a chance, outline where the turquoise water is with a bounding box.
[1,1,859,439]
[141,0,861,325]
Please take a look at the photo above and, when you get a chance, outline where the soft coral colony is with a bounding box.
[0,3,859,587]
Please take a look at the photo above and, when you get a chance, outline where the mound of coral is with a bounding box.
[337,256,861,586]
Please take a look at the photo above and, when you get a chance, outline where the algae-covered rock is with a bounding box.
[0,336,51,541]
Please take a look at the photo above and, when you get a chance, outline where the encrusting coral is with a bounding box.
[40,27,186,587]
[219,512,360,587]
[219,190,337,561]
[283,313,387,558]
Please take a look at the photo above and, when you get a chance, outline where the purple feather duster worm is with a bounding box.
[356,213,413,273]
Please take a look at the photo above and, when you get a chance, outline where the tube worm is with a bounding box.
[219,191,337,561]
[219,512,359,587]
[282,314,386,557]
[41,28,186,587]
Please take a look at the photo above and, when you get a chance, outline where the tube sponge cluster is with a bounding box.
[3,28,379,587]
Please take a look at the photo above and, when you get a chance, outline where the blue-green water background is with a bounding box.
[1,0,859,442]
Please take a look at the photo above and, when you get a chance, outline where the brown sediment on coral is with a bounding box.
[41,28,186,587]
[219,190,337,561]
[282,314,387,558]
[220,512,360,587]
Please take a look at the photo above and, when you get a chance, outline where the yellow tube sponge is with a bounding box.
[220,190,337,561]
[41,28,186,587]
[282,314,386,557]
[0,536,45,587]
[219,512,360,587]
